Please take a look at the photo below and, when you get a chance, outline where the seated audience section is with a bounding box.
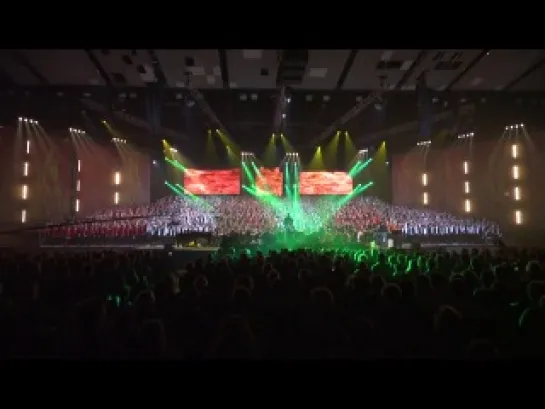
[299,171,353,195]
[184,169,241,195]
[256,167,283,196]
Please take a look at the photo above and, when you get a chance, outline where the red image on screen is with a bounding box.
[256,167,283,196]
[184,169,241,195]
[299,171,353,195]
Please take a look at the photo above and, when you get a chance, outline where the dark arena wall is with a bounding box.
[0,126,151,226]
[28,133,73,223]
[392,131,545,234]
[0,127,19,227]
[77,143,121,217]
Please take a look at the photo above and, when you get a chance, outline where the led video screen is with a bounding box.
[299,171,353,195]
[256,167,283,196]
[184,169,241,195]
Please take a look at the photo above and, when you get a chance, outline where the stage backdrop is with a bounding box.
[184,169,241,195]
[256,167,283,196]
[299,171,353,195]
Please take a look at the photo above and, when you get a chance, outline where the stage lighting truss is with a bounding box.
[241,152,255,160]
[281,152,299,166]
[357,149,369,158]
[112,137,127,144]
[18,117,39,124]
[69,128,86,134]
[457,132,474,139]
[505,123,524,130]
[417,140,431,147]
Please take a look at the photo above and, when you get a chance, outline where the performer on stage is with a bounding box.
[284,213,294,231]
[376,222,389,245]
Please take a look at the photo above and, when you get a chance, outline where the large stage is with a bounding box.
[36,242,498,271]
[39,241,498,255]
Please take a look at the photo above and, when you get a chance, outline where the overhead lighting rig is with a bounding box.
[311,90,384,146]
[18,117,39,124]
[505,124,524,130]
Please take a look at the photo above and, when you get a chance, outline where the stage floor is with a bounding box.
[40,244,219,251]
[40,242,495,253]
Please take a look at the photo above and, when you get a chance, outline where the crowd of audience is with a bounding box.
[1,245,543,358]
[43,195,500,242]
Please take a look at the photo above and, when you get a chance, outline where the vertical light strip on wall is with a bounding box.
[511,143,522,225]
[421,172,428,205]
[463,160,470,212]
[22,136,30,223]
[76,159,81,212]
[114,171,121,205]
[464,198,471,213]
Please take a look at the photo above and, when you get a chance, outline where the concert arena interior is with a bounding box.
[1,49,545,360]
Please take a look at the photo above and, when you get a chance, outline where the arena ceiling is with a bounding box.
[1,49,545,91]
[1,49,545,156]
